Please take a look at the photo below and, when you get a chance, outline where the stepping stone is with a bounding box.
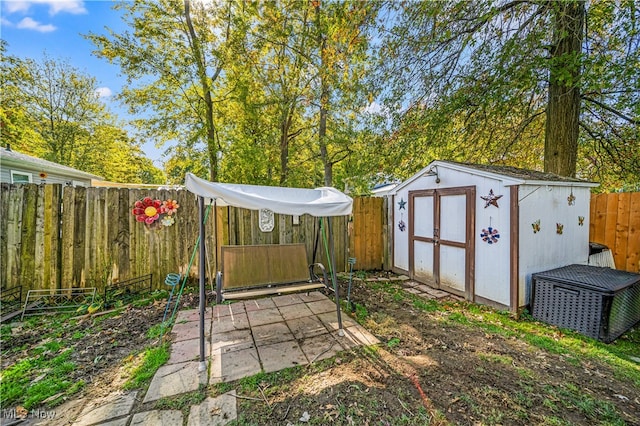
[247,308,283,326]
[299,335,343,363]
[131,410,183,425]
[212,311,250,333]
[278,303,313,321]
[168,338,210,365]
[377,278,390,282]
[271,294,303,307]
[306,299,337,315]
[212,303,245,318]
[395,275,410,281]
[298,291,327,302]
[187,391,237,426]
[143,362,207,403]
[258,341,308,373]
[175,308,212,323]
[171,320,210,342]
[424,288,450,298]
[286,316,328,340]
[404,287,423,295]
[335,326,379,349]
[210,346,261,383]
[72,391,137,426]
[316,312,356,331]
[210,329,254,353]
[415,284,433,293]
[244,298,276,312]
[252,322,295,346]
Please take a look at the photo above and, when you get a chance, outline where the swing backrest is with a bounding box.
[220,244,310,290]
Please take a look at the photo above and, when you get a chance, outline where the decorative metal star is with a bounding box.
[480,189,503,208]
[398,198,407,210]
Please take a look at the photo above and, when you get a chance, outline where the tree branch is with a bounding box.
[582,96,639,125]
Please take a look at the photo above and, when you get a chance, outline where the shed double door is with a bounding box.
[408,187,475,299]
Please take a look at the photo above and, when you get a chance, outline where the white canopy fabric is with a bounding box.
[184,173,353,217]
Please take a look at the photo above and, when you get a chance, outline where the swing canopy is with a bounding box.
[184,173,353,216]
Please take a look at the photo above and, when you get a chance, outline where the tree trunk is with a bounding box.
[315,2,332,187]
[184,0,218,181]
[544,1,585,177]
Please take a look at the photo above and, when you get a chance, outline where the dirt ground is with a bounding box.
[2,279,639,425]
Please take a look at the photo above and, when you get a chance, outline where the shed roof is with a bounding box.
[391,160,598,195]
[0,147,103,181]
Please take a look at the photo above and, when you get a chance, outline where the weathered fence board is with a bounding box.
[0,184,349,295]
[349,197,385,270]
[589,192,640,273]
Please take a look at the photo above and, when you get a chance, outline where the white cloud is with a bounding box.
[1,17,14,27]
[16,17,56,32]
[2,1,87,16]
[95,87,113,98]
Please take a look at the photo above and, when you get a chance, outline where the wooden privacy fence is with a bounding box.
[349,197,387,270]
[0,183,347,295]
[590,192,640,273]
[3,185,636,297]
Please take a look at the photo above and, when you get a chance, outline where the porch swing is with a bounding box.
[183,173,354,367]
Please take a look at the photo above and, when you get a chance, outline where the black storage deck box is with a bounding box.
[532,264,640,343]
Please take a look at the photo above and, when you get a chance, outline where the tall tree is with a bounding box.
[375,1,639,187]
[88,0,242,181]
[0,45,164,184]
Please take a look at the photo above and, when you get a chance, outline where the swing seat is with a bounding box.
[215,243,329,303]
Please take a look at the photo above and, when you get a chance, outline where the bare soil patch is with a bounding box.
[2,278,639,425]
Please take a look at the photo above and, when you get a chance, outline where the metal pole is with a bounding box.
[198,196,207,370]
[327,217,344,336]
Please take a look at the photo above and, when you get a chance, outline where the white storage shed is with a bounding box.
[389,161,598,312]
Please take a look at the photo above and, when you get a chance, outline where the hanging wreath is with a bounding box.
[132,197,180,228]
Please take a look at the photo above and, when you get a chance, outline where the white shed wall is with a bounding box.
[392,167,512,308]
[517,184,591,306]
[472,178,511,307]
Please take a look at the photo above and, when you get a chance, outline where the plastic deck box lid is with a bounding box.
[532,264,640,295]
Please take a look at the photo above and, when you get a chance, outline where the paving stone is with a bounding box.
[403,281,420,288]
[306,299,338,314]
[404,287,423,295]
[298,291,327,302]
[131,410,183,426]
[365,278,378,282]
[252,322,295,346]
[171,320,210,342]
[72,391,137,426]
[258,341,308,373]
[168,338,210,365]
[271,294,303,307]
[299,334,343,363]
[377,278,390,282]
[335,326,379,350]
[210,346,261,383]
[244,298,276,312]
[143,362,207,403]
[187,391,237,426]
[286,316,328,340]
[415,284,434,293]
[247,308,283,326]
[395,275,410,281]
[278,303,313,321]
[175,308,212,323]
[424,288,450,298]
[212,311,249,333]
[212,303,245,318]
[210,329,254,353]
[316,312,357,331]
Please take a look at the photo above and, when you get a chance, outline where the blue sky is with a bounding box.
[1,0,163,165]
